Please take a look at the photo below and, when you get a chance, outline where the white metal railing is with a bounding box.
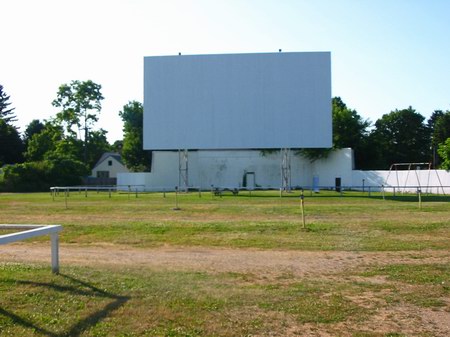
[0,224,62,274]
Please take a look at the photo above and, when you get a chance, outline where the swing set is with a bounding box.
[384,162,446,195]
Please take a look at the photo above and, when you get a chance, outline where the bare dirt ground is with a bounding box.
[1,243,449,336]
[1,243,449,277]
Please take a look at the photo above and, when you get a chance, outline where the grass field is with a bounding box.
[0,190,449,336]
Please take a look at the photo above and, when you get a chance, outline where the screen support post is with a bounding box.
[281,148,291,192]
[178,149,189,192]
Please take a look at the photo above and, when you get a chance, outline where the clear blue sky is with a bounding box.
[1,0,449,142]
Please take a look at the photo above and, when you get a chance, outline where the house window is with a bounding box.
[108,160,113,166]
[97,171,110,178]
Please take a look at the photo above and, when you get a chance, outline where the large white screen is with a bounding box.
[144,52,331,150]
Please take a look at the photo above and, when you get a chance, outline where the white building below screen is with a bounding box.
[117,149,450,193]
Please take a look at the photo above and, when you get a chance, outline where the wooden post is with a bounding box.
[173,186,180,210]
[418,189,422,210]
[300,189,306,229]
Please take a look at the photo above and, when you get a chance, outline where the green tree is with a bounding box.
[52,80,104,164]
[24,121,110,169]
[428,110,450,167]
[23,119,45,147]
[24,122,64,162]
[112,140,123,154]
[331,97,371,168]
[296,97,371,166]
[1,158,88,192]
[427,110,444,129]
[48,137,84,162]
[0,119,23,165]
[332,97,370,149]
[437,138,450,170]
[432,111,450,147]
[85,129,112,168]
[119,101,152,172]
[0,84,17,124]
[296,148,333,162]
[0,84,23,164]
[428,110,444,167]
[371,107,431,168]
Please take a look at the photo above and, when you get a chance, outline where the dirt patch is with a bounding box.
[1,244,449,336]
[1,243,448,277]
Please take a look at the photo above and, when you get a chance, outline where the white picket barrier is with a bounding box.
[0,224,62,274]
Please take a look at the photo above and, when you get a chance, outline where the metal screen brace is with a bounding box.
[178,149,189,192]
[281,148,291,192]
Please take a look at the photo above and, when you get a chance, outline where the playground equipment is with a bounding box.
[384,162,445,195]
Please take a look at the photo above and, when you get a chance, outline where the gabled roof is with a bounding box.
[93,152,124,169]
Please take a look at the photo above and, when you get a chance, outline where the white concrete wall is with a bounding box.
[194,150,310,189]
[118,149,352,191]
[118,152,179,191]
[310,148,354,187]
[352,169,450,194]
[117,172,149,191]
[118,148,450,193]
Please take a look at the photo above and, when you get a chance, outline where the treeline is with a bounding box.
[1,82,450,192]
[326,97,450,170]
[0,81,149,191]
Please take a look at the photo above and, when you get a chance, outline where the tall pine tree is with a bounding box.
[0,84,17,124]
[0,84,23,164]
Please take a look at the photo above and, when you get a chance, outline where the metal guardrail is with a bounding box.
[50,184,449,196]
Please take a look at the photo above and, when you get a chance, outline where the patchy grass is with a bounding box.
[2,260,448,336]
[0,191,449,336]
[361,264,450,286]
[0,191,449,251]
[359,263,450,309]
[0,263,364,336]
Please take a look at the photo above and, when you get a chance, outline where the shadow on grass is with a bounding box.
[0,274,130,337]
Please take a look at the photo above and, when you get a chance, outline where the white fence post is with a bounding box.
[0,224,62,274]
[51,232,60,274]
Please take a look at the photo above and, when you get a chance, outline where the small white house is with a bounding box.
[91,152,129,179]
